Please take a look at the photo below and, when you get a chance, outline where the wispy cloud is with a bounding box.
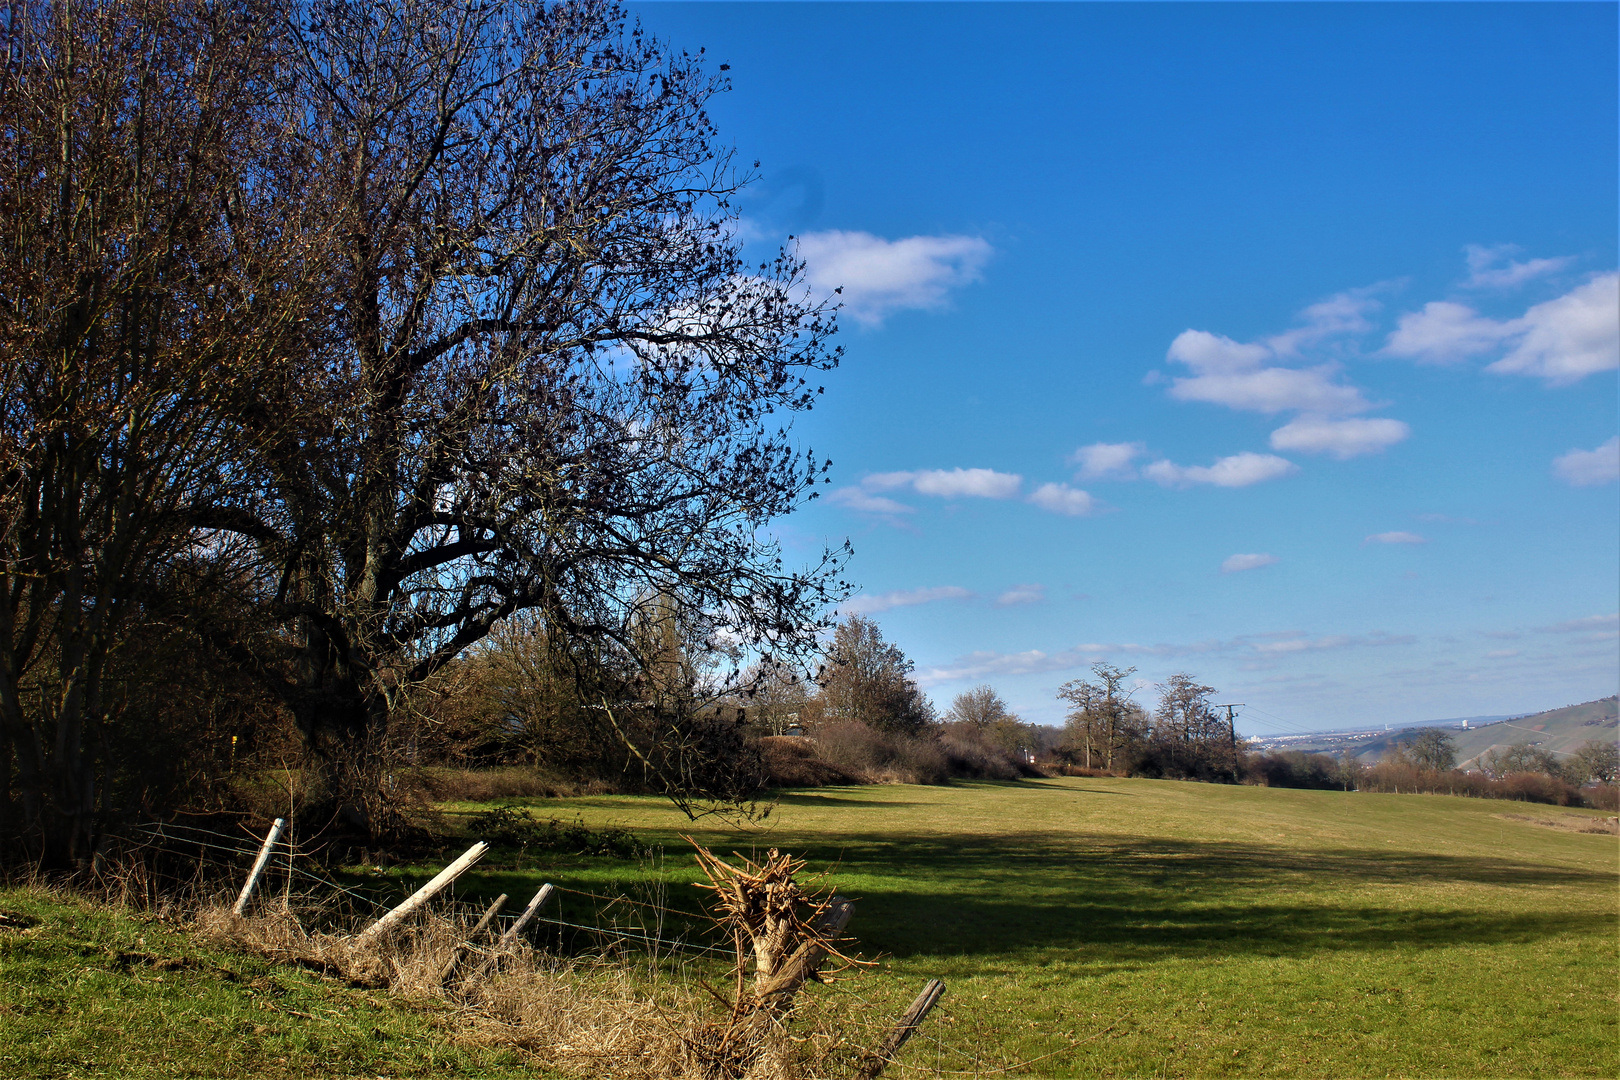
[1462,244,1575,290]
[1269,415,1410,459]
[994,583,1046,607]
[914,628,1415,686]
[1143,452,1298,488]
[866,467,1022,499]
[1541,613,1619,634]
[840,585,973,616]
[1166,330,1369,414]
[1027,482,1098,516]
[1070,441,1146,480]
[1553,436,1620,487]
[1365,531,1426,545]
[826,487,915,516]
[798,230,992,327]
[1222,553,1279,574]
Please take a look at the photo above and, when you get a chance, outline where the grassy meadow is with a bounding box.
[3,777,1616,1077]
[430,778,1618,1077]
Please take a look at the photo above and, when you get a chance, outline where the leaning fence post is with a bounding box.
[354,841,489,948]
[233,817,287,917]
[856,978,947,1079]
[438,892,507,987]
[497,883,555,950]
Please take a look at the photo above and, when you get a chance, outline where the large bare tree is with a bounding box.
[196,0,844,825]
[0,0,312,864]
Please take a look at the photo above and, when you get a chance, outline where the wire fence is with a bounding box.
[114,816,1092,1077]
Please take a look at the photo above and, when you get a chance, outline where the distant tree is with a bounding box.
[1479,741,1559,779]
[737,659,810,736]
[1058,663,1140,771]
[815,616,934,735]
[1568,739,1619,784]
[1403,728,1458,772]
[1152,672,1230,778]
[945,685,1012,730]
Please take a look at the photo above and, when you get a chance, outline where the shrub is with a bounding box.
[810,721,951,785]
[754,736,859,788]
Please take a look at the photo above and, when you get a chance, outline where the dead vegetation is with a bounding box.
[192,840,920,1079]
[1496,812,1620,835]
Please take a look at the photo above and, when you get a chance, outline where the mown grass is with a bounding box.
[421,778,1618,1077]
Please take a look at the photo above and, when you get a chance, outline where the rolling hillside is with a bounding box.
[1341,697,1618,767]
[1449,696,1618,769]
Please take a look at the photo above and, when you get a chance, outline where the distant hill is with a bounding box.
[1449,697,1618,769]
[1341,697,1618,767]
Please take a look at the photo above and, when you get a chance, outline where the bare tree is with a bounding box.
[944,685,1011,730]
[189,0,845,828]
[814,615,933,735]
[1152,672,1227,778]
[1058,663,1139,772]
[0,0,311,864]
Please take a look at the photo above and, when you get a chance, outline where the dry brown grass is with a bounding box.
[1496,811,1620,835]
[195,865,874,1080]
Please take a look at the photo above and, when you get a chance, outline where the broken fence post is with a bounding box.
[438,892,507,987]
[232,817,287,917]
[355,841,489,948]
[856,978,947,1079]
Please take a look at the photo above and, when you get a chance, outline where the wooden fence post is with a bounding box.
[856,978,947,1079]
[355,842,489,948]
[438,892,507,987]
[497,883,555,950]
[232,818,287,917]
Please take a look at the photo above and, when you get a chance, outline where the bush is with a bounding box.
[1245,751,1345,790]
[810,721,951,785]
[465,806,647,858]
[754,736,858,787]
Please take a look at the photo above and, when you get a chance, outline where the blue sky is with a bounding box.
[634,2,1619,733]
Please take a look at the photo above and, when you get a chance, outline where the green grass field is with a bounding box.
[4,777,1616,1077]
[431,778,1619,1077]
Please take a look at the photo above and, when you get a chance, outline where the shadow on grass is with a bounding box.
[762,832,1616,963]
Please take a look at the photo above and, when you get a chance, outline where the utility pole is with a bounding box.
[1214,704,1245,781]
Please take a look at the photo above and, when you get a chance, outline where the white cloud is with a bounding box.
[1165,329,1369,415]
[826,487,914,516]
[865,467,1022,500]
[1463,244,1574,290]
[1486,274,1620,385]
[1027,482,1097,516]
[994,583,1046,607]
[1269,415,1411,459]
[1385,274,1619,384]
[1384,301,1511,363]
[1553,436,1620,487]
[797,230,992,326]
[1365,531,1426,545]
[1070,441,1145,480]
[1143,452,1298,488]
[1222,553,1279,574]
[841,586,973,616]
